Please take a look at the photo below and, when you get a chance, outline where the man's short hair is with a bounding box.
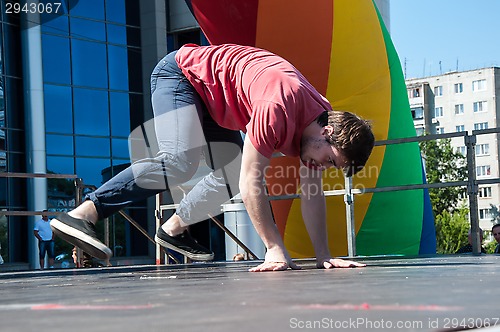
[316,110,375,177]
[492,224,500,232]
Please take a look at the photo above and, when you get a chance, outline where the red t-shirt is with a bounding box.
[175,44,331,158]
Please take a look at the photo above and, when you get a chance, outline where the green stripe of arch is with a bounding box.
[356,2,424,255]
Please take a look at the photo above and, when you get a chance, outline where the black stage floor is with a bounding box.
[1,255,499,332]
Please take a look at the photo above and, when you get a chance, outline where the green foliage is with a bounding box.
[490,204,500,224]
[419,138,467,217]
[484,240,498,254]
[420,137,470,254]
[434,207,470,254]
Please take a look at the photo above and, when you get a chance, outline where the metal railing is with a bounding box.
[2,127,498,265]
[365,128,500,255]
[0,172,78,219]
[155,195,259,264]
[155,128,500,259]
[269,128,500,256]
[0,173,180,265]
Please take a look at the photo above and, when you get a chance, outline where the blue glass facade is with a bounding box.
[0,0,217,267]
[0,0,148,265]
[0,0,27,263]
[42,0,147,261]
[41,0,141,188]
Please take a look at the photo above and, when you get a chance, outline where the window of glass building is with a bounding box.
[0,95,5,173]
[42,35,71,84]
[110,92,131,136]
[46,134,73,156]
[107,23,127,45]
[108,45,129,91]
[105,0,126,23]
[44,84,73,133]
[69,0,105,20]
[75,136,110,157]
[70,17,106,41]
[3,24,22,77]
[71,39,108,88]
[76,157,112,187]
[73,88,110,135]
[47,156,75,175]
[1,6,27,261]
[111,138,129,159]
[41,12,69,36]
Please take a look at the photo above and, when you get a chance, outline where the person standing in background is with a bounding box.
[34,210,55,269]
[492,224,500,254]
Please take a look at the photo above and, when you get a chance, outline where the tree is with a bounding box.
[490,204,500,225]
[434,207,469,254]
[419,138,467,217]
[420,137,469,253]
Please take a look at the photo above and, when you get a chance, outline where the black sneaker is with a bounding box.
[155,227,214,261]
[51,213,112,260]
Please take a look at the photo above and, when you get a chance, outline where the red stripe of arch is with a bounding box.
[188,0,259,46]
[255,0,333,95]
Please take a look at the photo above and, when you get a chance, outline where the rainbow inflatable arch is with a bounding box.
[186,0,436,256]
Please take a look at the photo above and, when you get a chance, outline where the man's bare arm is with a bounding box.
[239,135,299,272]
[300,163,366,269]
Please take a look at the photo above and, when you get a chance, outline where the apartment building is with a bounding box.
[406,67,500,229]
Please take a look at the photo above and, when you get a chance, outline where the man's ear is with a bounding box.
[322,125,334,137]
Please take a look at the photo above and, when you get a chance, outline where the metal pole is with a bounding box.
[344,176,356,257]
[104,217,110,247]
[465,134,481,254]
[155,193,162,265]
[75,178,84,206]
[151,193,180,264]
[20,2,47,270]
[74,178,84,265]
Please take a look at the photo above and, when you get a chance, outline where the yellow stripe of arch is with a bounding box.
[284,0,391,257]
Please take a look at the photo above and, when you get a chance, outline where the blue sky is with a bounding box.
[390,1,500,79]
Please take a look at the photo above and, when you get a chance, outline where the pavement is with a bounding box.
[1,255,499,332]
